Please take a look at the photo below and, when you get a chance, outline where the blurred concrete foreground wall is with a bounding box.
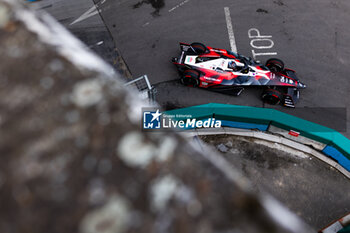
[0,1,313,233]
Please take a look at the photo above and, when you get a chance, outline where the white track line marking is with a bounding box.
[224,7,237,53]
[142,22,150,27]
[70,5,99,25]
[169,0,190,13]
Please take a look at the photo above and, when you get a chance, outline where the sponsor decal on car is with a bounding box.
[204,77,218,81]
[210,48,224,53]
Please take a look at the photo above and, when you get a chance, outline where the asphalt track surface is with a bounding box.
[30,0,131,77]
[28,0,350,230]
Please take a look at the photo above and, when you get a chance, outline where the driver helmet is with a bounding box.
[228,61,237,71]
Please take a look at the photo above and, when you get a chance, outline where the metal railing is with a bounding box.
[124,75,156,104]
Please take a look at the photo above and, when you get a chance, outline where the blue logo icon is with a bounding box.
[143,110,162,129]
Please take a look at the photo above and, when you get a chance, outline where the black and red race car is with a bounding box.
[172,42,306,107]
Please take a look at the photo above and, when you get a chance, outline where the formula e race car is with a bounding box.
[172,42,306,107]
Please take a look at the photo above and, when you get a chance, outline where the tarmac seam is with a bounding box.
[91,0,133,79]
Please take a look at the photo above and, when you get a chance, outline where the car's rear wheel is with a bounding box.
[266,58,284,72]
[191,42,207,54]
[181,70,200,87]
[261,89,282,105]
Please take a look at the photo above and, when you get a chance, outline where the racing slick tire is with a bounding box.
[181,70,200,87]
[261,89,282,105]
[266,58,284,72]
[190,42,207,54]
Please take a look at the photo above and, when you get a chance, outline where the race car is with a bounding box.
[172,42,306,108]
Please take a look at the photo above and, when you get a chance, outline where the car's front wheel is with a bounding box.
[181,70,200,87]
[266,58,284,73]
[261,89,282,105]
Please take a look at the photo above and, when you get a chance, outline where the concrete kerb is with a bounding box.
[180,127,350,179]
